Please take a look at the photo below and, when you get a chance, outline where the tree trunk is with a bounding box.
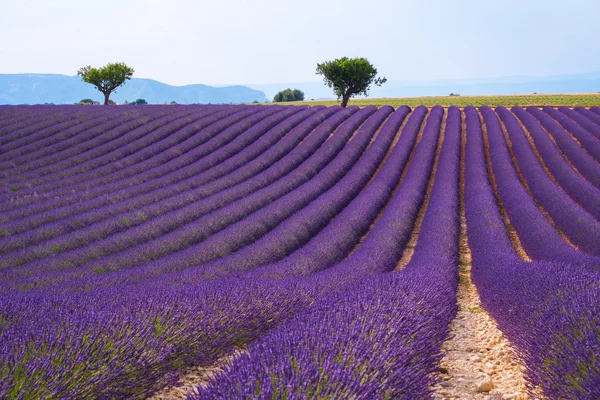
[103,92,111,105]
[341,93,350,108]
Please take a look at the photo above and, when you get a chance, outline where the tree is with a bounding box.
[131,98,148,105]
[273,88,305,102]
[292,89,305,101]
[77,98,99,105]
[316,57,386,107]
[77,62,134,105]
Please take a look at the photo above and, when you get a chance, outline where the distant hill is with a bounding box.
[0,74,268,105]
[243,72,600,101]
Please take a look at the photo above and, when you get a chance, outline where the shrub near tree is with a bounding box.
[77,62,134,105]
[77,98,99,105]
[316,57,386,107]
[273,88,305,102]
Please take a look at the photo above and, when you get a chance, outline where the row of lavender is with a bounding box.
[0,103,599,398]
[0,105,598,290]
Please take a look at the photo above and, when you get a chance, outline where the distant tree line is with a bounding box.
[273,88,304,102]
[77,98,149,105]
[125,99,148,105]
[76,98,100,105]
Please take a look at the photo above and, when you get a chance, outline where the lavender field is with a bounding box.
[0,104,599,399]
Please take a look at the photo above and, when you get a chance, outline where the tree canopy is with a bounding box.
[316,57,386,107]
[77,62,134,105]
[131,98,148,105]
[273,88,305,102]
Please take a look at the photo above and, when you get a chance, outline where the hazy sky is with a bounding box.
[1,0,599,86]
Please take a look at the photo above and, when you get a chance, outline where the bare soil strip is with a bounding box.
[479,112,531,261]
[519,109,589,181]
[497,114,580,250]
[432,112,531,400]
[395,109,446,270]
[147,351,240,400]
[364,109,410,187]
[349,109,430,254]
[546,109,600,167]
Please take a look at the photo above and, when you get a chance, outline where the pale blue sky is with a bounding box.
[1,0,598,86]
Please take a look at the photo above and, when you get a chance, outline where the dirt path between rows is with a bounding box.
[431,112,532,400]
[431,220,530,399]
[147,351,238,400]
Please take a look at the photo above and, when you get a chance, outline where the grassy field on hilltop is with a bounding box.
[274,93,600,107]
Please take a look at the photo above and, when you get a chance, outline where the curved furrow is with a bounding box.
[0,109,113,162]
[0,107,93,148]
[178,106,414,280]
[28,106,284,193]
[574,106,600,137]
[544,106,600,162]
[0,106,119,149]
[0,107,266,216]
[481,106,600,261]
[3,107,171,174]
[196,106,425,281]
[1,107,270,206]
[512,106,600,219]
[526,106,600,188]
[497,107,600,223]
[1,106,233,194]
[0,108,104,148]
[0,108,344,252]
[0,107,299,233]
[0,108,60,133]
[560,106,600,141]
[0,107,208,200]
[0,106,325,263]
[465,106,519,261]
[2,107,375,290]
[4,106,239,185]
[91,108,391,275]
